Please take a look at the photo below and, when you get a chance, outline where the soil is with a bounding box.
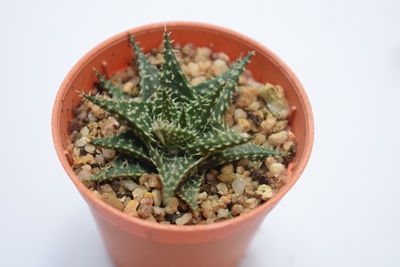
[67,42,297,225]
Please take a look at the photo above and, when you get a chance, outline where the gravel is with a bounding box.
[67,42,297,225]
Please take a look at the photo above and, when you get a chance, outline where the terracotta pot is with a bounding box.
[52,22,314,267]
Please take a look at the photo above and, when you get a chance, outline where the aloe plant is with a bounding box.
[83,32,284,211]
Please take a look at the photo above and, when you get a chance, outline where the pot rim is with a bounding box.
[52,21,314,233]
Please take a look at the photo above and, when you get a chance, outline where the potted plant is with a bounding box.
[52,22,313,267]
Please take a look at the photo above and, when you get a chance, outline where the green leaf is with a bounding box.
[177,173,205,211]
[184,123,251,156]
[202,143,285,167]
[212,52,254,122]
[193,52,254,95]
[151,149,202,200]
[85,158,148,182]
[151,87,179,121]
[152,121,196,149]
[91,131,151,163]
[184,80,225,131]
[84,95,155,143]
[160,32,195,102]
[130,35,160,100]
[95,70,128,100]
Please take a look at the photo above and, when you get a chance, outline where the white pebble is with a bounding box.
[217,208,229,219]
[95,154,105,165]
[212,59,228,76]
[268,131,288,146]
[77,169,91,180]
[256,184,274,200]
[121,180,138,191]
[234,108,247,122]
[232,177,245,194]
[175,213,193,225]
[187,62,200,77]
[75,137,88,147]
[152,189,162,207]
[84,144,96,154]
[269,163,286,177]
[80,127,89,137]
[102,148,116,160]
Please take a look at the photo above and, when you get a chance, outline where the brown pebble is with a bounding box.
[101,193,124,211]
[123,200,139,217]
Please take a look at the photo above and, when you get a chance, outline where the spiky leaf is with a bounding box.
[160,32,195,102]
[184,80,225,131]
[151,149,202,200]
[184,124,251,155]
[84,95,155,143]
[130,35,160,100]
[91,131,151,162]
[193,52,254,95]
[177,173,205,211]
[152,121,196,149]
[212,52,254,121]
[95,70,128,100]
[151,87,179,121]
[202,143,285,167]
[85,158,148,182]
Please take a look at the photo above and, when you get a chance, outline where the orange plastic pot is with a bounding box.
[52,22,314,267]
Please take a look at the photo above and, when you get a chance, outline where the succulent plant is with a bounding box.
[83,32,284,211]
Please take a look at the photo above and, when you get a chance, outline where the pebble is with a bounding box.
[231,204,244,216]
[256,184,274,200]
[140,193,154,206]
[84,144,96,153]
[283,141,295,151]
[75,137,88,147]
[217,208,229,219]
[244,198,259,209]
[80,126,89,137]
[190,76,206,86]
[211,59,228,76]
[152,189,162,206]
[198,192,208,201]
[247,101,261,111]
[123,200,139,217]
[101,193,124,211]
[165,197,179,214]
[153,206,166,221]
[217,164,235,184]
[102,148,116,160]
[201,200,216,219]
[254,133,266,145]
[77,169,91,180]
[137,205,153,218]
[187,62,200,77]
[272,120,288,132]
[232,177,245,194]
[95,154,105,165]
[175,213,193,225]
[234,108,247,122]
[216,183,229,196]
[196,47,212,60]
[132,186,147,201]
[237,118,251,132]
[122,81,135,95]
[260,114,277,133]
[268,131,288,146]
[269,163,287,177]
[90,105,105,119]
[120,179,138,191]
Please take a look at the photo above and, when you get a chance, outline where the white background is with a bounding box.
[1,0,399,266]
